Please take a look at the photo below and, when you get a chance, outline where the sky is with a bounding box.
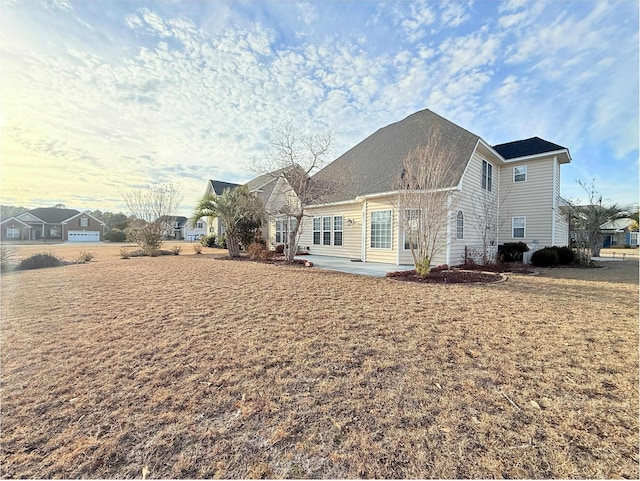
[1,0,638,217]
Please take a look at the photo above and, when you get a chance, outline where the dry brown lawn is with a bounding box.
[1,243,638,478]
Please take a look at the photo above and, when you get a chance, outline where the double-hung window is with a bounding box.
[514,165,527,183]
[275,219,286,243]
[482,160,493,192]
[322,216,332,245]
[6,227,19,239]
[403,209,419,250]
[313,217,321,245]
[371,210,392,249]
[80,217,89,227]
[333,216,343,246]
[512,217,526,238]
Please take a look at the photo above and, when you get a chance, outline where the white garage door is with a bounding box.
[68,231,100,242]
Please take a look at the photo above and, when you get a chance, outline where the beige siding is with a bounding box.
[449,150,501,265]
[553,158,569,246]
[499,157,555,247]
[364,197,398,264]
[299,203,362,259]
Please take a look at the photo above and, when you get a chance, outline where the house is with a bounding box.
[183,217,207,241]
[264,108,572,266]
[1,207,106,242]
[158,215,188,240]
[600,218,639,247]
[203,180,240,237]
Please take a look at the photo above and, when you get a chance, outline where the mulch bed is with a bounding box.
[386,268,504,284]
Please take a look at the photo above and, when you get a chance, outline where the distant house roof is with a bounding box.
[208,180,240,196]
[21,207,81,224]
[492,137,567,160]
[600,217,635,231]
[311,109,480,203]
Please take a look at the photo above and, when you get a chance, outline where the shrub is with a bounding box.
[107,229,127,242]
[247,242,272,261]
[18,252,62,270]
[76,251,94,263]
[200,234,217,248]
[275,244,285,254]
[499,242,530,263]
[1,247,17,272]
[120,247,130,259]
[530,247,560,267]
[555,246,575,265]
[193,243,203,254]
[217,233,227,249]
[171,245,181,256]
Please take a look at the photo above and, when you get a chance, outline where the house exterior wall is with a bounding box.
[298,202,363,259]
[498,156,556,248]
[184,219,207,241]
[0,220,30,241]
[63,214,104,241]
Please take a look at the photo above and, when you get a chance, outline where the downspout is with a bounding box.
[446,193,452,266]
[361,199,367,262]
[396,196,401,265]
[552,155,558,245]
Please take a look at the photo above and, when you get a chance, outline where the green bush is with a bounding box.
[499,242,530,262]
[217,233,227,249]
[530,247,560,267]
[555,246,575,265]
[18,252,63,270]
[106,229,127,242]
[200,234,217,248]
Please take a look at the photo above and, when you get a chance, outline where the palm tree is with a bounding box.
[192,185,264,257]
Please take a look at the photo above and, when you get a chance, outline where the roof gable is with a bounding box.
[62,210,106,225]
[492,137,567,160]
[0,216,32,227]
[20,207,81,224]
[208,180,240,196]
[311,109,480,203]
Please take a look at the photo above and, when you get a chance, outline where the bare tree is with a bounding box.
[568,180,629,258]
[256,120,335,262]
[123,182,183,255]
[395,132,459,277]
[470,184,511,265]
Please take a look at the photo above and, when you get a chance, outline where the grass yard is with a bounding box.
[1,244,638,478]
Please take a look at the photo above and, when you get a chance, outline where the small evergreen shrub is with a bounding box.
[107,229,127,242]
[530,247,560,267]
[18,252,62,270]
[555,246,575,265]
[275,244,285,254]
[200,234,217,248]
[499,242,530,263]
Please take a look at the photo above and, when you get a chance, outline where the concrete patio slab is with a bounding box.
[295,254,412,277]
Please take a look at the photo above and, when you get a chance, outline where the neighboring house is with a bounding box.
[159,215,188,240]
[203,180,240,237]
[281,108,571,266]
[1,207,106,242]
[600,218,639,247]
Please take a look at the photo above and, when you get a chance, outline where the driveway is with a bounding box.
[295,254,411,277]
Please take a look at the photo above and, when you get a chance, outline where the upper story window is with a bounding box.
[514,165,527,183]
[196,221,203,229]
[80,217,89,227]
[482,160,493,192]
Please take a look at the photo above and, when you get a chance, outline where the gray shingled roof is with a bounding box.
[311,109,480,204]
[209,180,240,195]
[25,207,81,223]
[492,137,567,159]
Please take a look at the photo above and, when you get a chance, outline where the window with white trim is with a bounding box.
[630,231,638,246]
[322,216,332,245]
[512,217,526,238]
[80,217,89,227]
[403,209,419,250]
[50,226,61,238]
[333,216,343,246]
[313,217,321,245]
[371,210,392,249]
[482,160,493,192]
[456,210,464,240]
[514,165,527,183]
[275,219,286,244]
[196,221,203,229]
[6,227,20,239]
